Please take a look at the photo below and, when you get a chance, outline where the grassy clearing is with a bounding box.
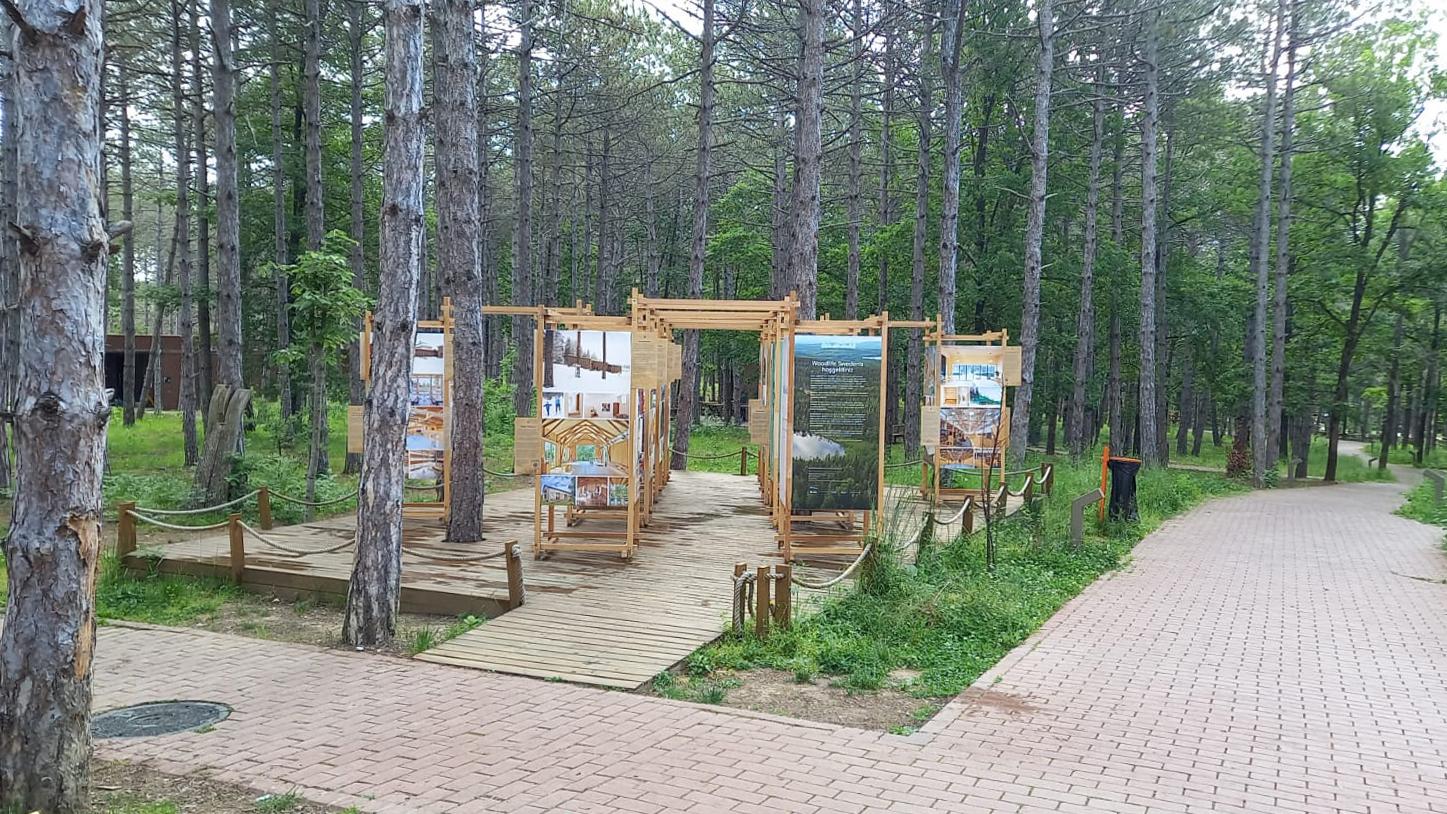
[1364,441,1446,469]
[667,456,1243,704]
[1398,480,1446,530]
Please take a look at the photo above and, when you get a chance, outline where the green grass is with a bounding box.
[1398,480,1446,530]
[1364,441,1446,469]
[95,796,180,814]
[680,456,1244,699]
[405,613,484,654]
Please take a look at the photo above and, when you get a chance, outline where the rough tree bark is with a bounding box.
[1068,53,1106,456]
[120,62,138,425]
[1380,313,1403,470]
[1136,10,1161,466]
[189,0,213,403]
[904,8,934,459]
[878,25,897,433]
[303,0,327,474]
[1007,0,1055,468]
[172,1,199,466]
[345,0,368,474]
[270,1,293,430]
[0,0,108,807]
[1268,0,1298,461]
[843,0,864,320]
[936,0,968,334]
[212,0,242,388]
[344,0,424,648]
[1249,0,1284,486]
[434,0,485,541]
[511,0,535,417]
[672,0,715,471]
[0,11,15,487]
[783,0,823,318]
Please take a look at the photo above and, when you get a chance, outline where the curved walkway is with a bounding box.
[93,475,1447,813]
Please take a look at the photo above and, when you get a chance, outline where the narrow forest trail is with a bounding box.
[90,473,1447,812]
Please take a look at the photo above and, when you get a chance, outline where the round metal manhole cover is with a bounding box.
[92,701,231,739]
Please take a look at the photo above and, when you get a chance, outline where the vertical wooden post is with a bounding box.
[773,564,792,629]
[116,502,137,558]
[754,564,771,638]
[257,486,273,530]
[504,540,525,608]
[739,446,748,476]
[227,513,246,584]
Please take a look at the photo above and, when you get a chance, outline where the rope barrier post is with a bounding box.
[731,562,747,634]
[505,541,525,609]
[258,486,274,530]
[739,447,748,476]
[773,565,791,629]
[962,497,974,535]
[227,513,246,584]
[1070,488,1104,550]
[754,565,771,638]
[116,502,137,558]
[1044,464,1054,496]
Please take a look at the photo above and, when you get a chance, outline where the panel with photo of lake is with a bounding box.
[790,334,882,512]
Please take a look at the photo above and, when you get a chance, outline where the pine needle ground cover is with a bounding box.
[652,457,1243,731]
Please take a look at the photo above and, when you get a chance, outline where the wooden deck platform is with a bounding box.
[129,471,1019,689]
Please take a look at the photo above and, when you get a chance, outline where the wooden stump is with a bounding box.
[194,384,252,504]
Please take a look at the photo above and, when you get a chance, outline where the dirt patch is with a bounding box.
[957,686,1040,716]
[645,668,943,733]
[91,759,344,812]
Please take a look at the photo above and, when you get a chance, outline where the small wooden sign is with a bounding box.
[748,399,767,444]
[347,405,365,453]
[1000,346,1023,386]
[634,335,659,389]
[513,417,542,475]
[920,405,940,451]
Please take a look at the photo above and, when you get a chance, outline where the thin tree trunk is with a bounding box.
[344,0,369,474]
[936,0,969,334]
[1007,0,1055,468]
[434,0,485,541]
[0,0,107,806]
[0,11,15,487]
[1268,1,1298,461]
[1249,0,1285,486]
[173,2,199,466]
[673,0,715,470]
[1380,313,1403,470]
[120,63,138,425]
[345,0,425,648]
[1175,352,1194,456]
[784,0,823,318]
[213,0,242,388]
[270,1,293,430]
[512,0,535,416]
[904,7,935,460]
[1416,304,1441,465]
[844,0,864,320]
[969,94,994,332]
[303,0,327,473]
[878,26,897,434]
[1136,10,1161,467]
[190,0,213,403]
[1069,55,1105,456]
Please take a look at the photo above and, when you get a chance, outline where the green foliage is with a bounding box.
[273,231,371,366]
[254,791,302,812]
[685,458,1243,698]
[406,614,484,654]
[1398,480,1447,530]
[95,551,239,627]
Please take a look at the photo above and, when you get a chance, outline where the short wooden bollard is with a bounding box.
[739,447,749,476]
[504,541,525,608]
[772,565,792,630]
[755,565,771,638]
[227,513,246,584]
[1070,488,1104,550]
[116,502,137,558]
[1425,470,1444,504]
[258,486,274,530]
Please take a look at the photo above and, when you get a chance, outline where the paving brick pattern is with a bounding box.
[94,480,1447,813]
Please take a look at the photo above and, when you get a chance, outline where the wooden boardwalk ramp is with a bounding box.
[414,471,786,688]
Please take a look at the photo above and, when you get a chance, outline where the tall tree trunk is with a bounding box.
[1069,55,1105,456]
[1380,313,1403,470]
[969,94,994,332]
[190,0,214,403]
[1007,0,1055,468]
[270,1,293,431]
[1136,10,1161,467]
[936,0,968,334]
[434,0,485,541]
[212,0,242,388]
[0,0,107,807]
[878,26,897,433]
[173,1,199,466]
[904,8,935,460]
[783,0,823,318]
[478,18,503,380]
[1154,129,1173,465]
[0,11,16,486]
[769,100,790,298]
[345,0,424,648]
[673,0,715,470]
[1175,352,1194,456]
[1268,1,1298,462]
[303,0,327,473]
[344,0,369,474]
[843,0,864,320]
[1249,0,1284,486]
[1416,304,1441,465]
[511,0,535,416]
[120,62,138,426]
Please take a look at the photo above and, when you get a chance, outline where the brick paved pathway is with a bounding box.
[94,478,1447,813]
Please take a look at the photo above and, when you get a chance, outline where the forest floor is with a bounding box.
[90,760,349,813]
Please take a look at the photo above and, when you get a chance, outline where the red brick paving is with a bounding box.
[94,480,1447,812]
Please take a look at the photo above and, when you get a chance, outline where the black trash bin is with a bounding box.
[1107,458,1140,522]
